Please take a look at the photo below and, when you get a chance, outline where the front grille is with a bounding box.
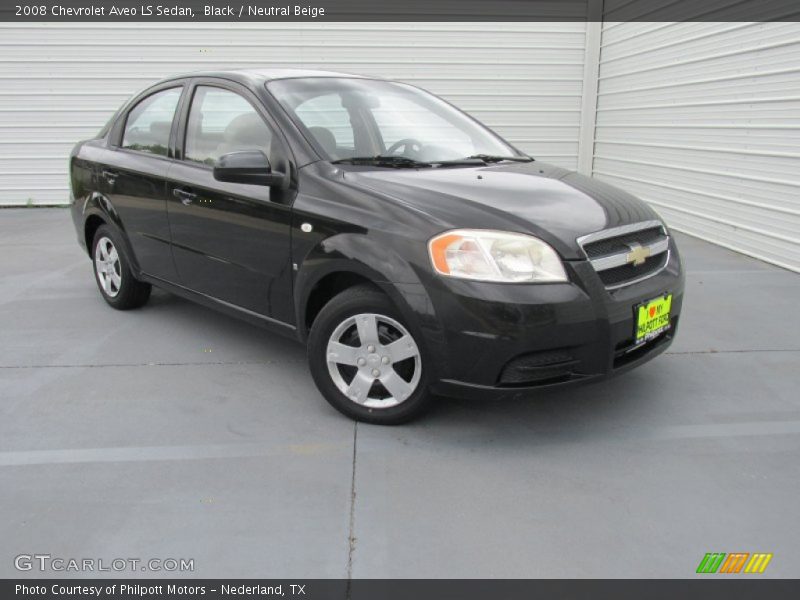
[498,349,578,386]
[577,221,670,289]
[582,226,664,259]
[598,252,669,287]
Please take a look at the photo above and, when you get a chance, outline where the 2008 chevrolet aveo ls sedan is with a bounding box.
[70,69,684,424]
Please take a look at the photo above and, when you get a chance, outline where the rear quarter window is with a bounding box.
[121,88,182,156]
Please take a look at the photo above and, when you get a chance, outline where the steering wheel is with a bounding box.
[385,138,424,158]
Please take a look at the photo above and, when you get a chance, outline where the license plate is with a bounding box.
[635,294,672,344]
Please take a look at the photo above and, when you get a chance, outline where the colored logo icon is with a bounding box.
[696,552,773,574]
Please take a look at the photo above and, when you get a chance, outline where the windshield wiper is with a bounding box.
[331,155,432,168]
[426,154,535,167]
[461,154,534,163]
[330,153,533,168]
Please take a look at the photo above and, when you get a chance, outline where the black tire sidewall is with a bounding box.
[308,287,432,425]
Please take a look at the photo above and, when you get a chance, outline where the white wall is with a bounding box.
[0,22,588,205]
[1,20,799,272]
[592,22,800,272]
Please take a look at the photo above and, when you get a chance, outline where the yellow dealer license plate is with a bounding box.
[635,294,672,344]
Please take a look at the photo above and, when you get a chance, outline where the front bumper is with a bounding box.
[420,239,684,399]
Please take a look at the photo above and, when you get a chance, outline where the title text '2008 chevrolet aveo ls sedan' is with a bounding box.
[70,69,684,424]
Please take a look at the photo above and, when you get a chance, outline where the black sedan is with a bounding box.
[69,69,684,424]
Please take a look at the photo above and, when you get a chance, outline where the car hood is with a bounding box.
[342,161,661,259]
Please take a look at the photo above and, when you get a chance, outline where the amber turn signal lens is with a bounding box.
[429,233,464,275]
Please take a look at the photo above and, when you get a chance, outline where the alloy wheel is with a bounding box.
[94,236,122,298]
[326,312,422,409]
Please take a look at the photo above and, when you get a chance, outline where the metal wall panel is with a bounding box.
[0,22,588,206]
[594,22,800,272]
[5,20,796,271]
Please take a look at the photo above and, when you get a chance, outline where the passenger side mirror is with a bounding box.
[213,151,284,187]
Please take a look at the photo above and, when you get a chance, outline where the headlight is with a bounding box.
[428,229,567,283]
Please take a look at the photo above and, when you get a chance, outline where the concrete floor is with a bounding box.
[1,208,798,579]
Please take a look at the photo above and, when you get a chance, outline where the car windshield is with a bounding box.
[267,77,524,165]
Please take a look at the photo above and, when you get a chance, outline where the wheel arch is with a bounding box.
[297,260,418,339]
[83,213,106,255]
[296,241,452,384]
[302,270,378,334]
[81,194,141,275]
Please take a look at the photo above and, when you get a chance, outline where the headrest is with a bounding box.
[224,113,270,147]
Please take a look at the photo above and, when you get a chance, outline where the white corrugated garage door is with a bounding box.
[592,22,800,272]
[0,22,588,206]
[3,20,798,272]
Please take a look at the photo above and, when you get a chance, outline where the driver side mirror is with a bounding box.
[213,151,284,187]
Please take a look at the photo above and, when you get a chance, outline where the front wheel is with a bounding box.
[307,285,432,424]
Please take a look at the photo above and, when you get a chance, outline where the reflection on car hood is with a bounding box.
[343,161,661,259]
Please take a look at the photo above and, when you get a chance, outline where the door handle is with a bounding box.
[172,188,197,205]
[101,170,118,184]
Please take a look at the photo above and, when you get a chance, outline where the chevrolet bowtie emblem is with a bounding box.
[626,242,651,266]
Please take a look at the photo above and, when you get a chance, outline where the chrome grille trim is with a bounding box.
[588,237,670,272]
[576,219,665,248]
[577,220,670,289]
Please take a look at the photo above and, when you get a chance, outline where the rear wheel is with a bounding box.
[308,285,432,424]
[91,225,151,310]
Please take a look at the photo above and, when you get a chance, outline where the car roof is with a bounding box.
[161,68,372,87]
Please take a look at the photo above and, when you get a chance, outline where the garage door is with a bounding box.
[593,22,800,272]
[0,22,588,206]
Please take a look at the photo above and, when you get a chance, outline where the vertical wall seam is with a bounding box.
[577,2,603,175]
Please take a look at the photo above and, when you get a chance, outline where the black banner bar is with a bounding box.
[1,0,800,22]
[4,579,800,600]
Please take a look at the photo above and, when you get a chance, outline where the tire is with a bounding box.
[91,224,151,310]
[308,285,433,425]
